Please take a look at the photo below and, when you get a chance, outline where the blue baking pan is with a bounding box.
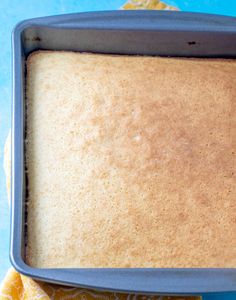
[11,10,236,294]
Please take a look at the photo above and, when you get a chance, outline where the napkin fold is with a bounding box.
[122,0,177,10]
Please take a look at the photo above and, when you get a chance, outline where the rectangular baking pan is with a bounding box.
[11,10,236,294]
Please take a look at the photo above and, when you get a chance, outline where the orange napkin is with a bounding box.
[121,0,178,10]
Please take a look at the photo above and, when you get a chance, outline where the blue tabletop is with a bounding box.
[0,1,235,299]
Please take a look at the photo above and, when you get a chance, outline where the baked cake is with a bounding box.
[26,51,236,268]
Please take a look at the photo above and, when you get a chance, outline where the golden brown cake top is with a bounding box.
[26,51,236,268]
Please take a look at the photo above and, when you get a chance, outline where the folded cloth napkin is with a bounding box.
[121,0,177,10]
[0,1,201,299]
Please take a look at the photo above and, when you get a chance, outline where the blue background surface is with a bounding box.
[0,1,235,298]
